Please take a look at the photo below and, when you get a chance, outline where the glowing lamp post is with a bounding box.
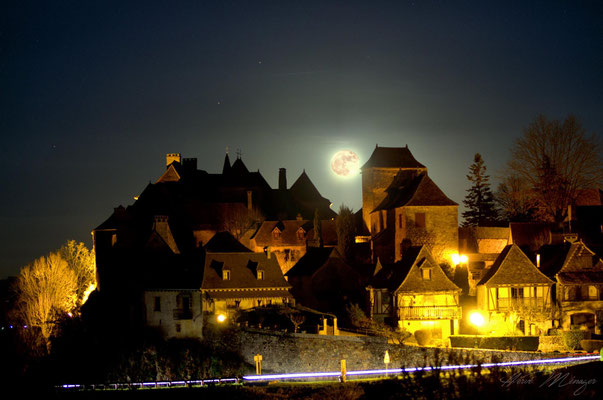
[384,350,390,376]
[217,314,226,323]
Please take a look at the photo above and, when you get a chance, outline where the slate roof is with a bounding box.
[289,171,337,219]
[373,172,457,212]
[252,219,338,248]
[285,247,348,278]
[204,231,252,253]
[478,245,554,287]
[361,145,426,170]
[201,252,291,291]
[553,241,603,284]
[368,246,460,294]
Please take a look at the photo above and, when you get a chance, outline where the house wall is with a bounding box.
[144,290,203,339]
[362,168,401,233]
[394,205,459,266]
[395,292,460,339]
[202,293,291,319]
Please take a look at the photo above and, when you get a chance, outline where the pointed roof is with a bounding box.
[231,158,249,174]
[361,145,426,170]
[156,163,182,183]
[204,231,252,253]
[555,241,603,284]
[368,246,460,293]
[222,153,232,174]
[290,170,327,202]
[373,172,457,212]
[478,244,554,286]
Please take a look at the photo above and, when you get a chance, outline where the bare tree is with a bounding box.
[14,252,77,351]
[496,174,537,222]
[220,205,264,239]
[59,240,96,308]
[505,114,603,224]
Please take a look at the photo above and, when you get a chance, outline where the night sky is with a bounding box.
[1,1,602,278]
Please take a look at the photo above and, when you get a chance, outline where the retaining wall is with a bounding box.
[238,329,566,374]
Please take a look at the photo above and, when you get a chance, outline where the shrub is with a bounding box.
[449,335,539,351]
[415,329,432,346]
[579,339,603,353]
[562,330,591,351]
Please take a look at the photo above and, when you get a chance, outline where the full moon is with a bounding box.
[331,150,360,177]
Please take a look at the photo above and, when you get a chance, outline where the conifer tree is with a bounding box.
[462,153,499,226]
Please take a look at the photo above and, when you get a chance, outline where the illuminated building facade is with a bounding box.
[366,246,462,339]
[361,145,459,266]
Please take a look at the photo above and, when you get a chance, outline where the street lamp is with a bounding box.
[217,314,226,323]
[469,311,485,328]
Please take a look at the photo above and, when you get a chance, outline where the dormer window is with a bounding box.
[272,228,281,239]
[257,269,264,280]
[297,228,305,241]
[222,269,231,280]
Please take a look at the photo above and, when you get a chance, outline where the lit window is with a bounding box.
[421,268,432,280]
[257,270,264,280]
[589,285,598,299]
[223,269,231,280]
[272,229,281,239]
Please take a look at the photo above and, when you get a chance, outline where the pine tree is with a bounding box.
[462,153,499,226]
[336,205,356,261]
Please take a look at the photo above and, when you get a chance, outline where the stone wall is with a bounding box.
[238,330,564,374]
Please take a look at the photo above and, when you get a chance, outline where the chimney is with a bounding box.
[153,215,180,254]
[279,168,287,190]
[247,190,253,211]
[166,153,181,167]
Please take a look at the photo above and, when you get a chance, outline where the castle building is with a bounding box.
[92,152,335,337]
[361,145,459,266]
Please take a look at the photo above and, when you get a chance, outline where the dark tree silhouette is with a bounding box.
[336,205,356,261]
[462,153,499,226]
[504,114,602,225]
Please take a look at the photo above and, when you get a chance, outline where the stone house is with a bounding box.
[250,219,337,274]
[476,244,554,335]
[201,251,294,320]
[93,152,332,331]
[366,246,462,339]
[540,240,603,333]
[361,145,458,266]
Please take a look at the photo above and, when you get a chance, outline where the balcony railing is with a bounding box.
[496,298,549,310]
[173,309,193,320]
[397,305,462,320]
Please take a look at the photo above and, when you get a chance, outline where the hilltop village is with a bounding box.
[92,145,603,343]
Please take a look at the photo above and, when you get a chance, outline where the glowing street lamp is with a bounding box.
[451,254,468,266]
[217,314,226,323]
[469,311,485,328]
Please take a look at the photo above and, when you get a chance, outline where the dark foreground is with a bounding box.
[43,362,602,400]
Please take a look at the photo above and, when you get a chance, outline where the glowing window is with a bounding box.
[223,269,231,280]
[421,268,432,280]
[257,270,264,280]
